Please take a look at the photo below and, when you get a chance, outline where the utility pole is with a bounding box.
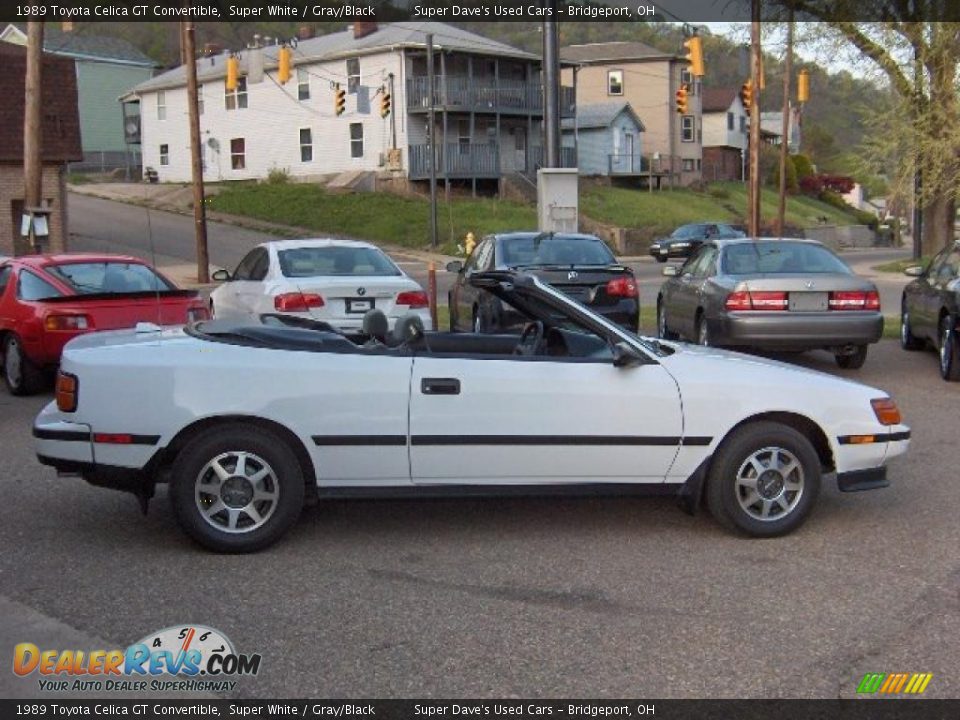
[21,21,44,256]
[912,44,923,259]
[776,7,793,237]
[426,33,438,249]
[748,5,762,237]
[542,10,560,168]
[181,19,209,283]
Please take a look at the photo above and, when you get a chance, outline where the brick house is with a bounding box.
[0,43,82,255]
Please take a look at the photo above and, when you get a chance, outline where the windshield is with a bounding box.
[46,262,173,294]
[500,235,616,267]
[722,242,853,275]
[278,246,401,278]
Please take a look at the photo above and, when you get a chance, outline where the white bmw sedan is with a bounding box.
[208,239,433,331]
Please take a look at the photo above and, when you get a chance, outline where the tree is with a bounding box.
[780,6,959,254]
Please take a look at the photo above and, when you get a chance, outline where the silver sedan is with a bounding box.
[656,238,884,369]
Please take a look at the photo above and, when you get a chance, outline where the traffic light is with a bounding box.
[675,83,689,114]
[797,69,810,104]
[739,79,753,114]
[380,86,391,118]
[334,84,346,116]
[683,35,705,78]
[226,55,239,92]
[278,46,292,85]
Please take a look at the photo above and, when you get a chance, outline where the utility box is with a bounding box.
[537,168,579,233]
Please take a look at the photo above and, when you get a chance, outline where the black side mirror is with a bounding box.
[446,260,464,274]
[211,269,232,282]
[612,341,645,369]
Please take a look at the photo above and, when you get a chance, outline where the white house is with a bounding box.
[701,87,747,182]
[123,21,574,194]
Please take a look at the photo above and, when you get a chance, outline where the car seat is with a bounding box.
[392,314,429,351]
[361,308,389,346]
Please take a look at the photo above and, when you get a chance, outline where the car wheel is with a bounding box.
[169,424,305,553]
[696,314,710,347]
[656,301,677,340]
[473,305,491,334]
[939,316,960,381]
[2,334,44,396]
[835,345,868,369]
[655,257,667,264]
[209,299,215,318]
[707,421,821,537]
[900,304,923,351]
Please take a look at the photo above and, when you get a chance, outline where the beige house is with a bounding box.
[561,41,702,186]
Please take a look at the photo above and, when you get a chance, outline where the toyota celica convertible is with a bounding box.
[34,270,910,552]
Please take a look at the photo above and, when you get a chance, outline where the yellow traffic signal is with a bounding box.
[739,79,753,114]
[380,87,391,118]
[683,35,705,78]
[675,83,689,114]
[278,46,292,85]
[226,55,239,92]
[335,84,346,116]
[797,69,810,103]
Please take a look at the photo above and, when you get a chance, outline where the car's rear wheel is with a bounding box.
[696,314,710,347]
[707,421,821,537]
[900,304,923,351]
[939,316,960,381]
[169,424,305,552]
[2,334,44,396]
[656,300,677,340]
[835,345,868,369]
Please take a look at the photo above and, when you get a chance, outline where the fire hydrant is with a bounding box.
[464,232,477,256]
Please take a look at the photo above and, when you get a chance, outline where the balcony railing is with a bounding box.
[608,153,649,175]
[529,146,578,171]
[409,143,501,180]
[407,76,575,116]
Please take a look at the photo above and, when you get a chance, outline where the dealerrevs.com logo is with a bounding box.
[13,624,261,693]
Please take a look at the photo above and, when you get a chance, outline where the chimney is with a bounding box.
[297,26,315,41]
[61,21,74,33]
[353,22,378,40]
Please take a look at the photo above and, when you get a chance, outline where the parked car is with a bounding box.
[447,232,639,333]
[35,270,908,552]
[209,239,432,332]
[648,223,745,263]
[0,253,207,395]
[656,238,884,368]
[900,241,960,381]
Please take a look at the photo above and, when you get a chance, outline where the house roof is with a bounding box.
[561,102,645,131]
[0,44,82,163]
[561,41,678,64]
[1,24,156,67]
[702,87,739,113]
[128,22,537,96]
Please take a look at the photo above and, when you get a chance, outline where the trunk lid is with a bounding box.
[292,276,422,320]
[41,290,202,329]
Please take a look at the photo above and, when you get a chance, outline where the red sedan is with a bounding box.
[0,254,208,395]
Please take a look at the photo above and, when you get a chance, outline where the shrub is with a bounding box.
[707,185,730,199]
[799,173,855,196]
[819,190,879,229]
[791,154,814,181]
[266,167,291,185]
[767,154,799,194]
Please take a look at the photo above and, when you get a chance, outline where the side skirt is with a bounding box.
[316,482,687,501]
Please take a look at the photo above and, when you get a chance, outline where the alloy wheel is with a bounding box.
[4,339,22,390]
[194,451,280,534]
[734,446,805,522]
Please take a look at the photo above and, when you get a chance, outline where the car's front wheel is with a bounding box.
[835,345,868,369]
[939,316,960,381]
[2,334,44,396]
[656,300,677,340]
[169,424,305,552]
[900,304,923,351]
[707,421,821,537]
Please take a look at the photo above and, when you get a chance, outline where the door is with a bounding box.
[233,248,270,320]
[408,353,684,485]
[623,132,635,173]
[514,128,527,172]
[670,245,716,339]
[453,238,492,331]
[916,248,951,338]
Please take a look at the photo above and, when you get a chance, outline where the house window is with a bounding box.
[349,123,363,158]
[607,70,623,96]
[681,115,695,142]
[458,119,470,154]
[346,58,360,94]
[225,77,248,110]
[682,158,695,172]
[297,68,310,100]
[159,144,169,166]
[740,115,747,133]
[197,85,204,115]
[300,128,313,162]
[230,138,245,169]
[727,112,734,130]
[157,91,166,120]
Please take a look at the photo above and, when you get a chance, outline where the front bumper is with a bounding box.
[837,466,888,492]
[711,311,884,350]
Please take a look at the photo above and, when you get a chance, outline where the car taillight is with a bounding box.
[55,371,78,413]
[606,277,638,298]
[829,291,880,311]
[187,306,210,323]
[274,292,324,312]
[724,291,787,311]
[871,397,901,426]
[44,314,92,332]
[396,290,430,309]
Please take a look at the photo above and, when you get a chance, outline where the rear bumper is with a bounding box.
[711,311,883,349]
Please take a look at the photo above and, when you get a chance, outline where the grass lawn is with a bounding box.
[873,257,930,274]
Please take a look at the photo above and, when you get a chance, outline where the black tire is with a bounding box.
[835,345,868,369]
[706,421,821,537]
[2,334,45,396]
[939,316,960,382]
[900,303,923,351]
[696,313,710,347]
[656,300,678,340]
[209,299,216,318]
[474,304,497,334]
[169,424,305,553]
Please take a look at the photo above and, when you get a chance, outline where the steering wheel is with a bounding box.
[514,321,545,356]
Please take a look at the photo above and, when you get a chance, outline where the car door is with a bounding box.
[670,245,714,339]
[408,340,684,485]
[0,264,13,334]
[233,248,270,320]
[916,248,950,339]
[454,238,490,331]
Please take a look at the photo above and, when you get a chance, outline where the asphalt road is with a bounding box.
[1,339,957,699]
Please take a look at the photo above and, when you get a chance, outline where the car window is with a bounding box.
[250,250,270,281]
[17,270,63,301]
[924,247,951,279]
[935,248,960,281]
[499,235,615,267]
[233,249,262,281]
[672,225,703,240]
[694,246,719,277]
[45,262,173,294]
[0,265,11,297]
[277,246,401,278]
[475,240,494,271]
[462,239,486,274]
[722,242,851,275]
[681,246,711,276]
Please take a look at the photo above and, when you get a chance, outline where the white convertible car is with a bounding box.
[34,271,910,552]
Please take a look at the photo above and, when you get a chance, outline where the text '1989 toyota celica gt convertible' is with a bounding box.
[34,271,910,552]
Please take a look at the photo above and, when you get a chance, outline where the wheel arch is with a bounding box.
[724,411,835,473]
